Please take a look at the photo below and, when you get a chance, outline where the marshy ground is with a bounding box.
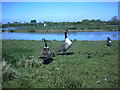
[2,40,119,88]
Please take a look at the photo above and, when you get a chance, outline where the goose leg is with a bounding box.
[63,51,66,55]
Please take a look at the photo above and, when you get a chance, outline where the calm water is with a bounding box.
[1,31,119,41]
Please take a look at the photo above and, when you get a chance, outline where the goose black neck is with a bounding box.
[65,31,67,39]
[44,39,48,47]
[107,37,111,41]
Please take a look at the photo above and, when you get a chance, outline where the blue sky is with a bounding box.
[2,2,118,23]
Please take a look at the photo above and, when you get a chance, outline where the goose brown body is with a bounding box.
[40,38,52,59]
[57,30,72,53]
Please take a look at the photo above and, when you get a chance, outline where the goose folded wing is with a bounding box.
[57,42,69,52]
[40,48,52,58]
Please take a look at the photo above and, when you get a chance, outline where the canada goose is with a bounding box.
[40,38,52,60]
[107,37,112,46]
[57,30,72,54]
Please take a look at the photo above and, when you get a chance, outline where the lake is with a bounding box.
[1,31,119,41]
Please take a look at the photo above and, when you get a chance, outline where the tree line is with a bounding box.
[2,16,120,28]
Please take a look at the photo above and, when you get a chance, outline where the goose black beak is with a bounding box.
[42,38,45,41]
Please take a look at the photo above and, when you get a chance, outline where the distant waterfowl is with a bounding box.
[40,38,52,60]
[107,37,112,46]
[84,51,91,58]
[57,30,72,54]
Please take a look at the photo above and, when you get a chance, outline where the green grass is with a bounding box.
[2,40,119,88]
[7,24,118,32]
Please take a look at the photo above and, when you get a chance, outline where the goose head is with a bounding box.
[42,38,46,41]
[42,38,49,48]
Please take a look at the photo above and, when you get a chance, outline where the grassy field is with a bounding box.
[2,40,119,88]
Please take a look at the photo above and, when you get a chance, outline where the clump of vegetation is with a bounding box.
[8,30,15,32]
[2,30,6,32]
[53,39,56,41]
[18,56,42,67]
[28,29,36,32]
[81,27,84,30]
[95,27,101,29]
[69,27,77,30]
[2,60,20,81]
[74,39,77,41]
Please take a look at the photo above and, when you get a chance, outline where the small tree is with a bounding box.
[30,19,37,23]
[30,20,37,26]
[81,19,90,25]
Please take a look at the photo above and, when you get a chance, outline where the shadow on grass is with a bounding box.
[56,52,74,55]
[43,57,54,64]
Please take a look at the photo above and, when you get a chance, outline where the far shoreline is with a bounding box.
[3,29,119,33]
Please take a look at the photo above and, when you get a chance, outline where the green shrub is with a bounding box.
[8,30,15,32]
[69,27,77,30]
[95,27,101,29]
[28,29,36,32]
[2,30,5,32]
[2,60,19,81]
[18,56,42,68]
[74,39,77,41]
[81,28,84,30]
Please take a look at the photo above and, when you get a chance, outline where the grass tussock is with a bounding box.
[2,60,20,81]
[2,40,119,88]
[18,56,42,67]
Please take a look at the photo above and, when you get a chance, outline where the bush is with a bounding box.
[69,27,77,30]
[2,60,19,81]
[28,30,36,32]
[8,30,15,32]
[53,39,56,41]
[2,30,5,32]
[95,27,101,29]
[81,28,84,30]
[74,39,77,41]
[18,56,42,68]
[88,27,93,30]
[2,53,19,66]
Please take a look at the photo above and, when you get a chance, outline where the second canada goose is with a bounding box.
[57,30,72,54]
[40,38,52,59]
[107,37,112,46]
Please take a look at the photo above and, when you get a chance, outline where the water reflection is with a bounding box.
[2,31,120,41]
